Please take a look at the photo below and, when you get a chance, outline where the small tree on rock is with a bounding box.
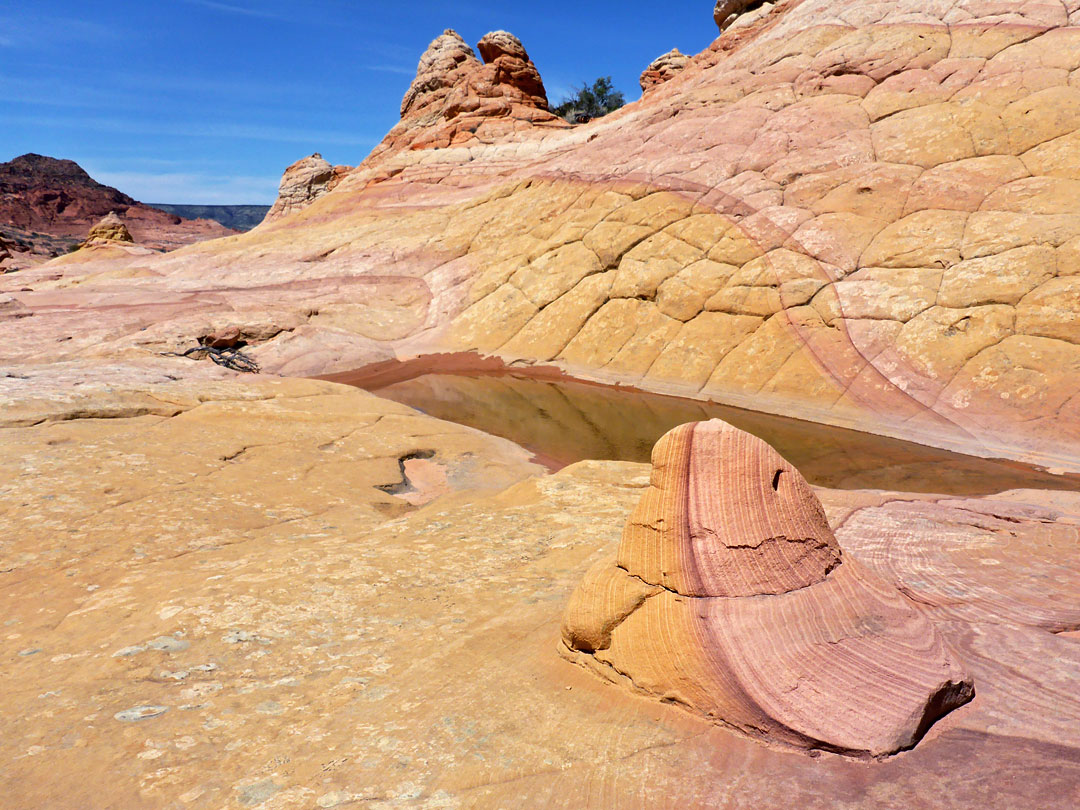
[553,76,626,122]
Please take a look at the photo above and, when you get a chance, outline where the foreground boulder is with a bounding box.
[0,409,1076,805]
[562,420,974,756]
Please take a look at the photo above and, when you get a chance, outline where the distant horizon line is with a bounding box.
[146,202,273,207]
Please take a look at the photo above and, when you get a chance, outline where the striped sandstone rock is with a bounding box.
[563,420,974,756]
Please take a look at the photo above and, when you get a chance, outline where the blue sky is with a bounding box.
[1,2,717,203]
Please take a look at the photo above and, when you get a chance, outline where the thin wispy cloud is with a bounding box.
[178,0,291,21]
[85,168,280,204]
[0,13,119,47]
[108,71,343,101]
[0,77,116,110]
[359,41,420,61]
[362,65,415,76]
[5,113,379,148]
[0,72,346,116]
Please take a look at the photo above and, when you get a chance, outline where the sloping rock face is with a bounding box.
[0,153,237,250]
[262,153,350,223]
[640,48,691,91]
[81,211,133,245]
[6,2,1080,472]
[563,420,974,756]
[0,225,78,271]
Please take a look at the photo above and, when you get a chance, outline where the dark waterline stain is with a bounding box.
[324,357,1080,496]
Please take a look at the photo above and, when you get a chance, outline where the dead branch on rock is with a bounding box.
[161,345,260,373]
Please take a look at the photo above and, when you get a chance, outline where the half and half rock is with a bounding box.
[562,419,974,756]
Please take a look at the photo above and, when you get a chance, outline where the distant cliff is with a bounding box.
[148,204,271,232]
[0,153,237,250]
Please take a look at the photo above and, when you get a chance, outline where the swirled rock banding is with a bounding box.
[562,419,974,756]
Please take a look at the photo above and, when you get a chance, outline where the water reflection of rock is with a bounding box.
[373,373,1079,496]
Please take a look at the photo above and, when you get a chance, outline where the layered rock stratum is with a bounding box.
[562,420,974,756]
[371,28,564,157]
[0,153,238,250]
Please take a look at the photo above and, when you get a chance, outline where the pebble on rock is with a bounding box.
[114,705,169,722]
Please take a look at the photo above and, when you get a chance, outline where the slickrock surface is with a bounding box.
[0,153,238,250]
[563,420,974,756]
[640,48,691,92]
[263,154,350,223]
[8,2,1080,471]
[81,211,134,246]
[2,4,1078,805]
[3,415,1078,806]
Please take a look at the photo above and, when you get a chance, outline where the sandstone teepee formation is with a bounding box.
[82,211,133,245]
[562,419,974,756]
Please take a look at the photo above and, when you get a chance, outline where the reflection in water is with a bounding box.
[365,372,1078,496]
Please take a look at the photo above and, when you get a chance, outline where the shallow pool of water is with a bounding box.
[345,366,1079,496]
